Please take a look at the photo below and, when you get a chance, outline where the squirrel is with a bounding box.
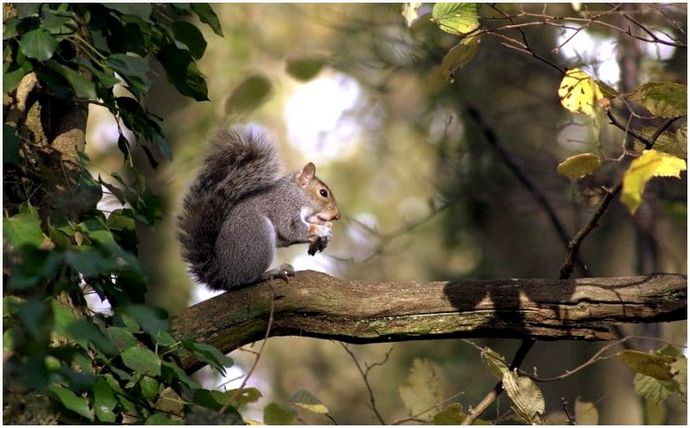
[177,125,340,290]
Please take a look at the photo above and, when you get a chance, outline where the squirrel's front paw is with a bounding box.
[308,223,332,240]
[307,223,332,255]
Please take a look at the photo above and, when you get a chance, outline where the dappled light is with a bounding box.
[3,3,686,425]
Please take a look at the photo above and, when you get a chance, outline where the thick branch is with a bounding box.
[171,271,686,372]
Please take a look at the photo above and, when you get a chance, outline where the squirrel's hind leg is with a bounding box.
[260,263,295,282]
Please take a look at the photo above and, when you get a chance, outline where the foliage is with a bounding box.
[4,2,686,424]
[621,149,687,214]
[2,3,256,424]
[620,345,687,404]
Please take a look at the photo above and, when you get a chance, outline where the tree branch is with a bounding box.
[171,271,686,373]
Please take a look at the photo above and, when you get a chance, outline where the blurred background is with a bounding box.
[83,3,686,424]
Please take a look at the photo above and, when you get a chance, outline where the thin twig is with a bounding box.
[487,4,566,74]
[466,106,588,276]
[339,343,387,424]
[606,110,683,150]
[329,202,449,264]
[219,287,276,414]
[562,397,575,425]
[390,390,466,425]
[560,115,683,278]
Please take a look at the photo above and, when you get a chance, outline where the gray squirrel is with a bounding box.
[177,126,340,290]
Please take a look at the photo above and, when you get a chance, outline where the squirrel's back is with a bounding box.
[177,126,282,289]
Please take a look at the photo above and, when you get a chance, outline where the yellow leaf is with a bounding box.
[621,150,687,214]
[558,68,604,116]
[574,398,599,425]
[557,153,602,180]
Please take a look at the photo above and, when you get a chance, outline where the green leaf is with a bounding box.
[17,298,49,340]
[480,347,509,378]
[107,53,152,96]
[2,124,21,164]
[264,402,297,425]
[191,3,224,36]
[229,387,263,406]
[64,247,120,278]
[621,149,687,214]
[557,153,603,180]
[93,377,117,423]
[398,358,443,420]
[4,204,44,248]
[574,398,598,425]
[50,299,77,337]
[629,82,687,118]
[49,384,94,421]
[146,413,181,425]
[286,56,326,82]
[182,340,233,375]
[153,330,177,347]
[433,403,465,424]
[440,36,479,82]
[66,319,118,356]
[113,311,141,333]
[634,372,676,403]
[140,376,160,401]
[15,3,39,18]
[289,388,329,414]
[172,21,207,59]
[157,45,209,101]
[123,304,169,336]
[619,350,674,380]
[161,360,202,390]
[8,246,62,289]
[638,127,686,158]
[106,326,137,352]
[40,7,78,35]
[224,74,272,117]
[432,3,479,35]
[103,3,153,21]
[20,28,58,61]
[502,369,545,424]
[155,387,184,416]
[121,346,161,376]
[4,62,32,94]
[45,62,97,99]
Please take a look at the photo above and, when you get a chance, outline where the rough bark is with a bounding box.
[170,271,686,372]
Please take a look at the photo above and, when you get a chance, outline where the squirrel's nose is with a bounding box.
[334,208,341,221]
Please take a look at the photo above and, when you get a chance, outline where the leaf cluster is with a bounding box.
[4,295,252,423]
[619,345,687,405]
[2,3,261,424]
[4,3,220,167]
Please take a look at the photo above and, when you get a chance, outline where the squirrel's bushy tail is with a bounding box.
[177,126,282,289]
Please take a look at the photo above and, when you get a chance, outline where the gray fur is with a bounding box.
[177,126,319,290]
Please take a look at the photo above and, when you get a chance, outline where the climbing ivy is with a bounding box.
[2,3,256,423]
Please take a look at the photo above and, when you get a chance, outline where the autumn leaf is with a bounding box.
[558,68,604,116]
[621,149,686,214]
[557,153,602,180]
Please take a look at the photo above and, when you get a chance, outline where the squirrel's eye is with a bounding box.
[319,189,329,198]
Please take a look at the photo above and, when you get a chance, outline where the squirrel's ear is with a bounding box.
[297,162,316,186]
